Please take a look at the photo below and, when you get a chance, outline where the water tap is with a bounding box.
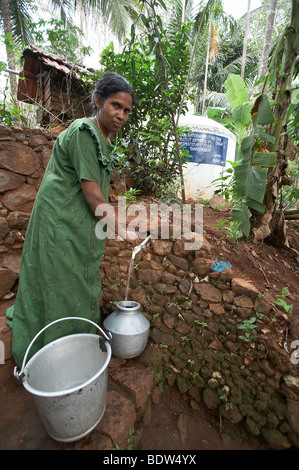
[132,235,151,259]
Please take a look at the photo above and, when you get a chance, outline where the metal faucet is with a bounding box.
[132,235,151,259]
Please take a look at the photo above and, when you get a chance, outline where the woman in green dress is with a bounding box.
[6,72,139,367]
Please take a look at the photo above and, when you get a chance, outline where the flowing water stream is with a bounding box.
[124,257,135,305]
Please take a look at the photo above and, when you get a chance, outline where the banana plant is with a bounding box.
[232,94,277,237]
[208,73,277,238]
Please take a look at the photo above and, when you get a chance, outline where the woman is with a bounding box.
[6,72,139,367]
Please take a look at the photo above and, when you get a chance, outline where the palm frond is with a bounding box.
[8,0,35,44]
[99,0,139,41]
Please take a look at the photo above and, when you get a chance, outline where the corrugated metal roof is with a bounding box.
[22,46,94,80]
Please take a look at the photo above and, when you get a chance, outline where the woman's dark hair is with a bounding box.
[91,72,135,113]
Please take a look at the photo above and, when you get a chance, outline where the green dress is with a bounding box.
[6,118,117,367]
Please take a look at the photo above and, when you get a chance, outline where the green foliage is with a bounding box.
[281,159,299,211]
[0,104,27,126]
[232,92,277,237]
[99,19,193,197]
[214,218,242,243]
[209,74,277,239]
[238,317,258,348]
[275,287,293,315]
[0,52,28,126]
[211,159,240,201]
[27,19,93,64]
[286,89,299,144]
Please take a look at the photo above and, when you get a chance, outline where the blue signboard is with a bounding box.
[180,131,228,166]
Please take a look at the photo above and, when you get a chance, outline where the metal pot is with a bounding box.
[103,300,150,359]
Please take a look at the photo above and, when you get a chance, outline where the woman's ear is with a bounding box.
[94,93,103,110]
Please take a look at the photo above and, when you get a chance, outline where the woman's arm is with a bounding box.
[81,179,140,245]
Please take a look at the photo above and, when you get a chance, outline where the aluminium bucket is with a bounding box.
[14,316,112,443]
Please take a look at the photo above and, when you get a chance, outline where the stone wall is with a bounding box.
[0,124,298,449]
[0,124,55,298]
[101,237,299,449]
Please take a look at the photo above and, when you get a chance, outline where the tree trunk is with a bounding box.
[253,0,299,247]
[0,0,18,94]
[241,0,251,79]
[258,0,278,78]
[201,19,212,116]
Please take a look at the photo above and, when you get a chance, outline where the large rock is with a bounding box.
[198,283,222,303]
[0,268,18,297]
[0,217,9,238]
[151,239,173,256]
[231,278,259,299]
[2,184,37,212]
[2,255,21,274]
[193,258,213,277]
[98,390,136,449]
[0,142,40,175]
[0,170,26,193]
[6,211,30,229]
[202,387,220,410]
[261,428,292,449]
[109,367,154,408]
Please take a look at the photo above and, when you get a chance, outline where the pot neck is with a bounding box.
[116,301,141,312]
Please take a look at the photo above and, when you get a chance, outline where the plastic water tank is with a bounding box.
[178,114,236,199]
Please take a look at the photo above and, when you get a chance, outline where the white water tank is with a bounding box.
[178,114,236,199]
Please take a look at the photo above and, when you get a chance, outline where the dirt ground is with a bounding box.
[136,384,270,450]
[0,201,298,452]
[202,201,299,314]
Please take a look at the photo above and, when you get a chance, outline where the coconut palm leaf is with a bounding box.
[4,0,35,44]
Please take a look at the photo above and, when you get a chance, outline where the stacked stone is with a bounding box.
[100,237,299,449]
[0,125,56,298]
[0,124,298,449]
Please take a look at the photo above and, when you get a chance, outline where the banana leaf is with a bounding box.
[256,95,274,126]
[252,152,277,167]
[232,103,253,128]
[234,161,250,199]
[256,128,275,143]
[224,74,249,109]
[247,166,268,203]
[232,201,251,238]
[247,198,266,214]
[231,94,276,237]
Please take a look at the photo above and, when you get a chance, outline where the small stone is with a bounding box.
[231,278,259,299]
[285,399,299,435]
[198,284,222,303]
[261,428,292,449]
[151,239,173,256]
[202,387,220,410]
[245,417,261,436]
[234,295,254,309]
[283,375,299,394]
[219,404,243,424]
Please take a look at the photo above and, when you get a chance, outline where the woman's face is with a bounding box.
[96,91,132,139]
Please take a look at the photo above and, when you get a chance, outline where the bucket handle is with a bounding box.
[14,316,112,383]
